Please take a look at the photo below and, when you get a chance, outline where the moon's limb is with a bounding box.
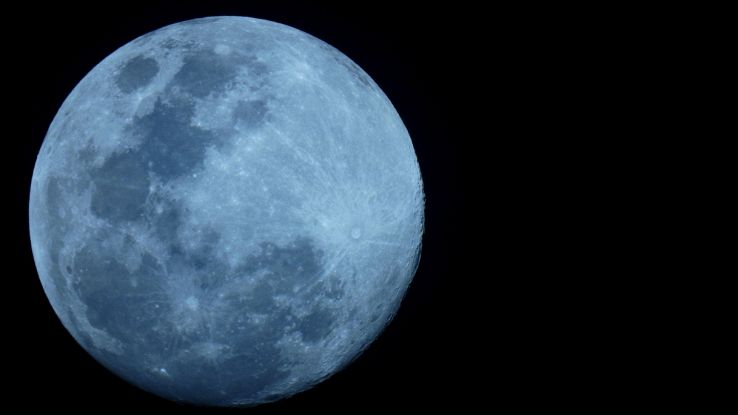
[30,16,423,406]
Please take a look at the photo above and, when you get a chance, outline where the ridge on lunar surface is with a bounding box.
[29,16,423,407]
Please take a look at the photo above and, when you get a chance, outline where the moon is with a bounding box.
[29,16,423,406]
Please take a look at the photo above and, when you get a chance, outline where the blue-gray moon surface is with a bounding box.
[29,16,423,407]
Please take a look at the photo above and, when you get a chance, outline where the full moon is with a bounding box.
[29,17,423,406]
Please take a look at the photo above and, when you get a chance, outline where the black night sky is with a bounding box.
[6,1,485,413]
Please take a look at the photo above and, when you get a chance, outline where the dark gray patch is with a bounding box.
[116,55,159,93]
[187,231,230,291]
[173,50,239,98]
[72,236,329,405]
[140,237,321,405]
[157,338,289,406]
[77,146,97,165]
[72,246,169,345]
[244,282,277,313]
[233,100,268,127]
[90,150,150,222]
[91,87,222,221]
[131,96,220,181]
[243,55,269,79]
[240,239,324,293]
[230,237,336,345]
[189,229,219,270]
[162,38,193,50]
[297,307,335,342]
[229,239,335,342]
[238,240,322,285]
[172,47,270,99]
[215,237,329,340]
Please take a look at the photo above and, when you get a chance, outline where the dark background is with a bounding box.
[3,3,691,410]
[7,1,482,412]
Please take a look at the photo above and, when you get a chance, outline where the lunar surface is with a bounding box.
[29,17,423,406]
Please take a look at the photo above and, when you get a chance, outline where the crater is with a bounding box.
[324,277,345,300]
[116,55,159,93]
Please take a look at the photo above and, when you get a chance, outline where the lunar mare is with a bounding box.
[29,16,423,406]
